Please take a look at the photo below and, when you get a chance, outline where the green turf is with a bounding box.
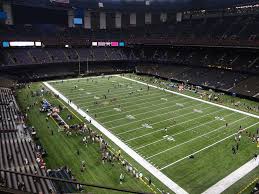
[46,74,259,194]
[16,83,153,194]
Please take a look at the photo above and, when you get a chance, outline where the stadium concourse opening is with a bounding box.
[1,0,259,194]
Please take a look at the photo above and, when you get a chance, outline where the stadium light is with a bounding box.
[98,2,104,8]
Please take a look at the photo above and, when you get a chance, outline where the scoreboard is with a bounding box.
[92,42,125,47]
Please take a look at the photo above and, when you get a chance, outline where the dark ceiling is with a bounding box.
[7,0,259,11]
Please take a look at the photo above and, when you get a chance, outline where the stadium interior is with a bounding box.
[0,0,259,194]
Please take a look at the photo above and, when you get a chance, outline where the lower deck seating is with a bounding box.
[136,64,259,99]
[0,87,55,193]
[136,64,191,79]
[230,76,259,97]
[0,133,53,194]
[0,88,20,132]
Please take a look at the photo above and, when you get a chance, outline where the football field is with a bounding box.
[46,74,259,194]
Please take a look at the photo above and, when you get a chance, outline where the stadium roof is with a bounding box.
[7,0,259,11]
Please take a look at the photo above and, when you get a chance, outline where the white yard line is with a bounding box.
[80,92,169,111]
[119,103,209,136]
[110,101,204,129]
[67,86,149,101]
[124,106,215,142]
[147,116,248,160]
[159,121,259,171]
[135,111,234,150]
[54,76,155,100]
[64,84,149,101]
[117,75,259,119]
[98,97,184,119]
[109,101,201,129]
[54,82,124,94]
[102,98,187,124]
[43,81,189,194]
[48,74,119,83]
[88,93,181,115]
[202,156,259,194]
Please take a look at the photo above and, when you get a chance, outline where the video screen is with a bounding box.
[73,18,83,25]
[2,41,9,48]
[119,42,125,47]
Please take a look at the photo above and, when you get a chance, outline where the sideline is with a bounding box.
[117,75,259,119]
[56,99,158,193]
[202,157,259,194]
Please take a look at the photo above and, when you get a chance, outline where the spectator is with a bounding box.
[119,173,124,184]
